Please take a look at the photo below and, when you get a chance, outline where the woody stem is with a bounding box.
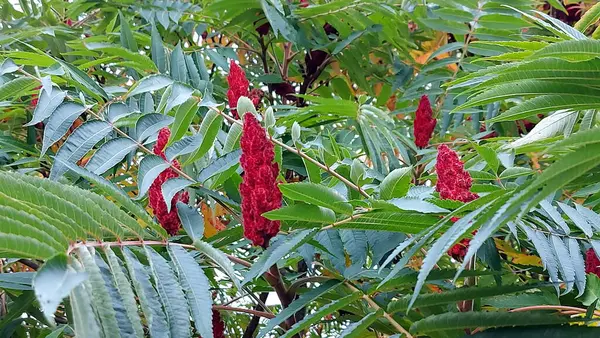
[212,305,274,319]
[345,282,414,338]
[265,264,295,327]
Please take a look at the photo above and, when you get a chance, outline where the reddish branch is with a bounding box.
[212,305,274,319]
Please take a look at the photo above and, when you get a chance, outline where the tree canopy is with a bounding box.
[2,0,600,337]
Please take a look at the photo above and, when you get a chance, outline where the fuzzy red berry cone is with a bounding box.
[30,85,42,108]
[31,94,39,107]
[586,249,600,277]
[240,113,282,247]
[249,88,264,108]
[413,95,436,148]
[448,237,471,261]
[148,128,189,235]
[435,144,478,203]
[227,61,250,119]
[448,230,477,262]
[199,310,225,338]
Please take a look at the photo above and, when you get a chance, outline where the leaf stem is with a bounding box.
[321,214,360,230]
[297,1,364,22]
[471,305,600,335]
[213,305,275,319]
[345,282,414,338]
[509,305,600,316]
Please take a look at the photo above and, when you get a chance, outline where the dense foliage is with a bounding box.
[3,0,600,337]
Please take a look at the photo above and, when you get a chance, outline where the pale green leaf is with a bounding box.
[499,167,533,179]
[50,120,112,180]
[151,25,167,73]
[170,43,188,83]
[165,82,194,113]
[41,102,86,156]
[135,113,174,143]
[122,248,170,337]
[25,88,65,126]
[77,247,122,337]
[145,246,191,338]
[104,247,144,338]
[509,110,578,148]
[128,75,173,98]
[176,202,204,240]
[168,245,213,338]
[193,240,241,290]
[34,254,87,322]
[69,263,101,338]
[263,204,336,223]
[243,229,318,285]
[161,178,194,213]
[185,109,223,164]
[575,2,600,32]
[85,138,137,175]
[169,98,198,144]
[165,133,203,161]
[280,293,361,338]
[197,149,241,183]
[107,103,134,123]
[136,155,170,199]
[279,182,353,215]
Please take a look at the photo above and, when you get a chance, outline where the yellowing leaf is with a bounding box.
[512,254,542,267]
[495,238,542,267]
[201,202,227,238]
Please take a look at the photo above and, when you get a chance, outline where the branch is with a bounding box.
[297,1,364,22]
[213,305,274,319]
[265,265,293,308]
[298,55,332,106]
[509,305,599,315]
[242,292,270,338]
[288,276,333,296]
[321,214,360,231]
[345,282,414,338]
[18,259,40,270]
[72,9,100,28]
